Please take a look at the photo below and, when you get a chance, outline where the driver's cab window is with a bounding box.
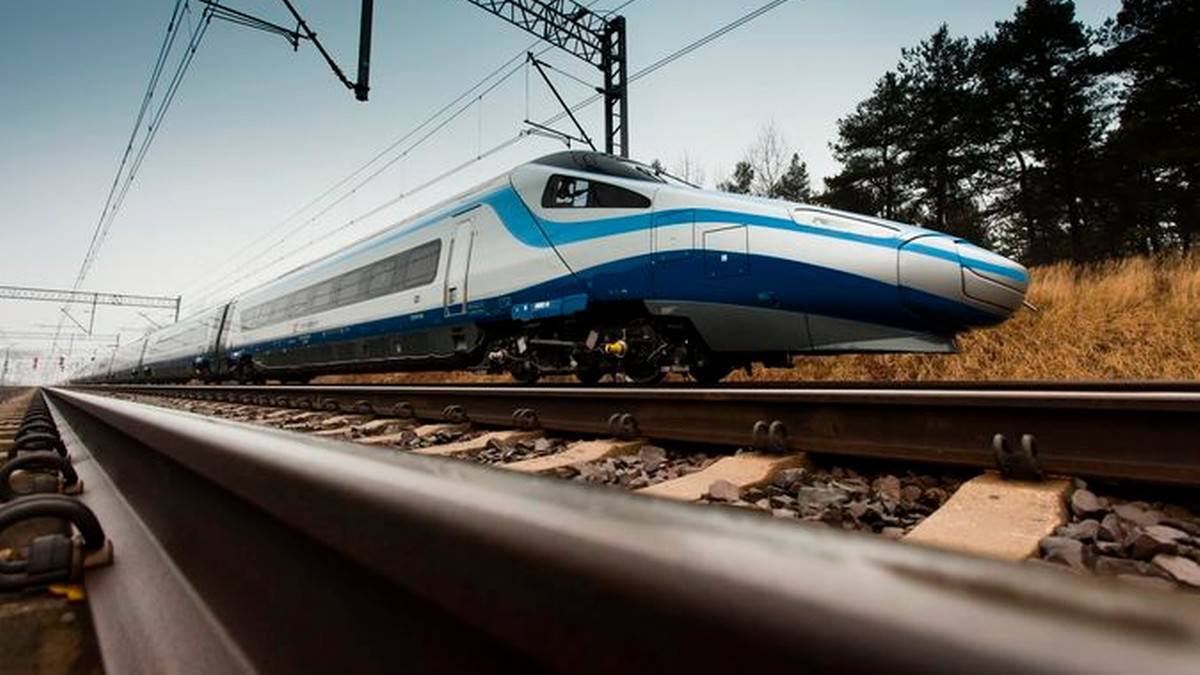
[542,175,650,209]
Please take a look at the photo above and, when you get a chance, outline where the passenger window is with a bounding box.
[288,289,312,319]
[367,259,396,297]
[311,281,336,311]
[403,241,440,288]
[541,175,650,209]
[334,270,364,306]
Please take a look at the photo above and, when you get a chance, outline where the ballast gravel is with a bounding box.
[552,445,716,489]
[698,463,964,536]
[473,436,568,464]
[1038,482,1200,591]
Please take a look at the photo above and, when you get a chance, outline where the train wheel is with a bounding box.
[510,361,541,385]
[689,357,733,385]
[574,365,603,385]
[621,319,667,385]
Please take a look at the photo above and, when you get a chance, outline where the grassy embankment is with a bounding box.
[318,253,1200,384]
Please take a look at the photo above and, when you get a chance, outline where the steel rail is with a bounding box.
[80,382,1200,486]
[42,387,1200,674]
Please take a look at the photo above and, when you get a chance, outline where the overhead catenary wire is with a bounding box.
[49,1,213,360]
[188,0,791,308]
[178,0,639,307]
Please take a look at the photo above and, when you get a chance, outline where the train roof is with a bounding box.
[531,151,667,184]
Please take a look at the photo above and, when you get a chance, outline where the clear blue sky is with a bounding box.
[0,0,1120,380]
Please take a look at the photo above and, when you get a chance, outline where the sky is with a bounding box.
[0,0,1121,382]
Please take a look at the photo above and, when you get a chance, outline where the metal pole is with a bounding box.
[175,296,182,323]
[107,334,120,380]
[601,17,628,157]
[355,0,374,101]
[90,292,98,335]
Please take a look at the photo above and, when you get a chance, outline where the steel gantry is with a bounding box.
[463,0,629,157]
[202,0,630,156]
[0,285,181,335]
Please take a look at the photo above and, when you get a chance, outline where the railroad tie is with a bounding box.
[502,438,646,473]
[637,453,807,502]
[414,430,543,457]
[904,472,1072,561]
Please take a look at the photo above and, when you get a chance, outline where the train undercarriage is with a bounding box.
[481,307,756,385]
[213,306,773,386]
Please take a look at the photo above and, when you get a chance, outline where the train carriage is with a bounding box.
[77,150,1028,385]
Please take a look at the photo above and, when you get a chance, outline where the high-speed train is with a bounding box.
[73,150,1028,385]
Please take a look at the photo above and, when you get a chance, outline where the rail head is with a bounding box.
[75,382,1200,486]
[45,386,1200,674]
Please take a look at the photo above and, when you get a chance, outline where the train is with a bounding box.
[72,150,1029,386]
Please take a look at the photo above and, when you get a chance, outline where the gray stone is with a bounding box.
[707,479,741,503]
[847,501,869,519]
[1094,556,1155,577]
[638,445,667,467]
[1040,536,1095,572]
[773,468,806,490]
[1126,525,1189,559]
[900,485,923,504]
[769,494,795,508]
[797,485,849,508]
[1056,519,1101,541]
[921,487,949,506]
[533,438,554,452]
[771,508,796,519]
[1099,513,1126,542]
[1070,489,1107,518]
[1153,554,1200,587]
[872,475,902,501]
[1114,502,1165,528]
[880,527,906,540]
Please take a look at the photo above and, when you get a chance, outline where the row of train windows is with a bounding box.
[151,324,210,353]
[241,240,442,331]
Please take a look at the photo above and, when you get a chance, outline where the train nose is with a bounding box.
[898,236,1028,328]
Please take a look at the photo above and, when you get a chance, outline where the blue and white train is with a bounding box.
[74,150,1028,385]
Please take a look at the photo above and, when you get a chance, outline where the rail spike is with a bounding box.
[512,408,539,430]
[607,412,639,439]
[992,433,1044,481]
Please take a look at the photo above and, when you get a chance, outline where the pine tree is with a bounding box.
[898,25,988,243]
[1103,0,1200,251]
[718,161,755,194]
[825,71,912,220]
[975,0,1107,263]
[769,153,813,202]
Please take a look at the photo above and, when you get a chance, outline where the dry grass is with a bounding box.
[319,253,1200,385]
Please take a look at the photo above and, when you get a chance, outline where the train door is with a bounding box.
[444,219,476,317]
[651,209,695,298]
[210,303,234,376]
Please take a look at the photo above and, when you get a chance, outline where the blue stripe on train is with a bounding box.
[276,186,1027,293]
[234,252,1002,359]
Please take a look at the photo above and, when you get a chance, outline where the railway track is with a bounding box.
[81,381,1200,485]
[1,383,1199,673]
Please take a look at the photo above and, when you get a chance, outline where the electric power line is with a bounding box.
[187,0,789,307]
[50,1,214,357]
[178,0,638,307]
